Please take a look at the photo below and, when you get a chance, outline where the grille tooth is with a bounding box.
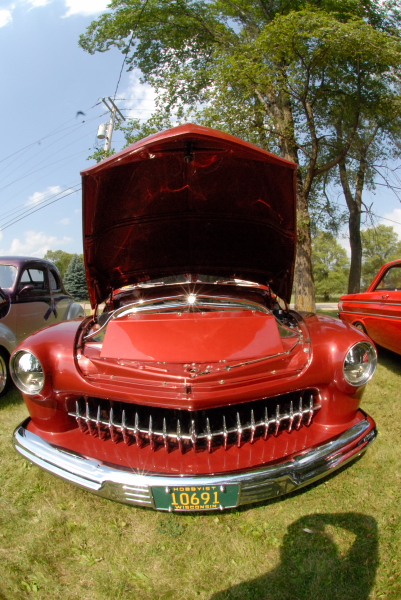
[288,400,294,433]
[264,406,269,440]
[274,405,280,437]
[223,415,228,450]
[163,417,169,451]
[236,412,242,448]
[190,420,197,451]
[96,404,103,439]
[110,407,118,442]
[86,401,96,436]
[122,409,130,444]
[296,398,303,430]
[177,419,183,453]
[134,412,141,447]
[69,390,320,453]
[306,396,314,426]
[76,400,86,433]
[206,418,212,453]
[250,409,256,444]
[149,415,154,450]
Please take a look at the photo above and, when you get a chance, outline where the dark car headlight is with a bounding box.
[343,342,377,386]
[11,351,44,394]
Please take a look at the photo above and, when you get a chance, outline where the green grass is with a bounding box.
[0,347,400,600]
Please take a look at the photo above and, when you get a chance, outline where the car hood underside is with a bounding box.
[81,124,297,306]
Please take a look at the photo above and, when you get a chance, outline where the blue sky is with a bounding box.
[0,0,400,259]
[0,0,156,257]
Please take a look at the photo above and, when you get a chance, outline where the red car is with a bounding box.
[12,124,377,511]
[339,259,401,354]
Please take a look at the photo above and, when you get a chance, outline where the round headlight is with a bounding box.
[343,342,377,387]
[11,351,44,394]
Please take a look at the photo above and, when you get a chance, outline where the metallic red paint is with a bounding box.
[339,259,401,354]
[11,125,377,509]
[81,124,297,307]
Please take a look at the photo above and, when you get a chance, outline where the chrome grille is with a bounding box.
[68,390,320,453]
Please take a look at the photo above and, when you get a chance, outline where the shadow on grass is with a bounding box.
[210,512,378,600]
[375,344,401,374]
[0,385,24,410]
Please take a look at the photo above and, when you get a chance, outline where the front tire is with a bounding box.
[0,348,11,398]
[354,322,367,335]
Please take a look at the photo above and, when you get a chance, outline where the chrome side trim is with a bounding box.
[342,300,401,307]
[340,310,401,321]
[13,416,376,510]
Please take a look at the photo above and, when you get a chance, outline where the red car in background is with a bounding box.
[11,124,377,511]
[339,259,401,355]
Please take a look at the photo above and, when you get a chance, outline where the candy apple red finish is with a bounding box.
[339,258,401,354]
[12,124,377,511]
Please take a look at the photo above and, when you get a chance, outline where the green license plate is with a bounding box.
[152,484,239,511]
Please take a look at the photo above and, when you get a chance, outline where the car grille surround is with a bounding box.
[68,390,320,453]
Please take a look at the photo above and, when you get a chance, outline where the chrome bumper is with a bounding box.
[13,417,376,510]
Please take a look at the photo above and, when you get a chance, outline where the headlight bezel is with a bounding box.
[10,350,45,395]
[342,341,377,387]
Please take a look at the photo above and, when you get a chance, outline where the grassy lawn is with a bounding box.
[0,346,400,599]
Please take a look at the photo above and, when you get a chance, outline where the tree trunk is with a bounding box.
[338,156,365,294]
[348,205,362,293]
[268,90,316,312]
[293,169,316,312]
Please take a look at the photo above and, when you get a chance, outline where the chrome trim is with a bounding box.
[340,310,401,321]
[67,393,320,453]
[84,295,273,342]
[341,299,401,307]
[223,336,301,370]
[13,416,376,510]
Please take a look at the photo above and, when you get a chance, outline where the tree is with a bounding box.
[63,255,89,301]
[312,232,349,301]
[44,250,74,279]
[335,107,401,294]
[361,225,401,289]
[80,0,401,311]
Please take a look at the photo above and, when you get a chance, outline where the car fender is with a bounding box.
[66,302,85,320]
[0,322,18,355]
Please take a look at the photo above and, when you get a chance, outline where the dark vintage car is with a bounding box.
[0,257,84,396]
[339,259,401,354]
[12,124,377,511]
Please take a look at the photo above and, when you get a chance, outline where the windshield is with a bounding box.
[0,265,17,289]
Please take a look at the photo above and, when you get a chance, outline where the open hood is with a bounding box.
[81,124,297,307]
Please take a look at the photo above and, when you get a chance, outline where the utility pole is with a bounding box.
[97,97,125,152]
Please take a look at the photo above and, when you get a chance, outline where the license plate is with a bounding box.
[152,484,239,511]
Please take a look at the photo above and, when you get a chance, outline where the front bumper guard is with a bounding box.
[13,416,376,510]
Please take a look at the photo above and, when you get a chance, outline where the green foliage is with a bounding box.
[44,250,84,279]
[361,225,401,288]
[80,0,401,309]
[63,254,89,301]
[312,231,349,300]
[87,147,115,163]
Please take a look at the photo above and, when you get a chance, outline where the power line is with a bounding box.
[113,0,150,100]
[0,102,100,167]
[0,187,81,232]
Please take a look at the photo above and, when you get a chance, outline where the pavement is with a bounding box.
[290,303,338,311]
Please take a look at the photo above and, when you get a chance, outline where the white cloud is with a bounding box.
[0,9,13,27]
[26,185,62,207]
[26,0,50,7]
[0,231,73,257]
[120,69,157,122]
[59,217,71,225]
[63,0,110,17]
[380,208,401,240]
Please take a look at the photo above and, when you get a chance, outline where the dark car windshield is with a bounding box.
[0,265,17,289]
